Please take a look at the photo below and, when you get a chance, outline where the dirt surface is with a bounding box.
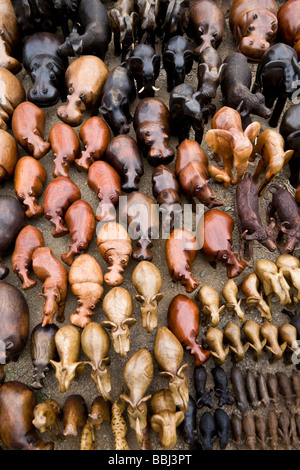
[0,0,299,452]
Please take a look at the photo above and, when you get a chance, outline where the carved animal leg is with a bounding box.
[252,158,268,184]
[288,157,300,189]
[269,95,287,128]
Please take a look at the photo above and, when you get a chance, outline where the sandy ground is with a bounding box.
[0,0,298,452]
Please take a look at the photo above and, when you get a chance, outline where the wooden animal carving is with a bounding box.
[0,195,25,280]
[0,381,54,450]
[250,129,294,195]
[87,161,121,222]
[14,156,47,219]
[199,209,246,278]
[150,389,185,450]
[68,254,104,328]
[0,68,25,130]
[254,258,291,308]
[48,122,81,178]
[205,106,260,187]
[152,164,181,234]
[61,200,95,266]
[235,172,277,261]
[229,0,278,60]
[167,294,211,366]
[32,247,68,326]
[241,273,272,320]
[96,222,132,286]
[276,254,300,304]
[0,0,22,74]
[154,326,189,412]
[32,399,61,440]
[81,322,111,400]
[43,176,81,238]
[120,349,153,445]
[111,396,130,450]
[277,0,300,60]
[0,129,19,184]
[198,285,225,327]
[76,116,111,172]
[0,282,29,384]
[222,279,246,323]
[132,260,164,333]
[30,322,59,390]
[102,287,136,357]
[57,56,109,126]
[12,225,45,290]
[50,326,85,393]
[175,139,223,209]
[12,101,50,159]
[166,228,199,293]
[62,395,88,438]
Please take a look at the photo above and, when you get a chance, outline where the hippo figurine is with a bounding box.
[105,135,144,192]
[58,0,111,60]
[133,97,175,166]
[162,35,194,93]
[57,55,109,127]
[280,104,300,188]
[22,32,68,107]
[229,0,278,61]
[199,209,247,278]
[188,0,224,57]
[128,44,161,98]
[221,52,271,126]
[252,43,300,128]
[99,63,136,136]
[0,381,54,450]
[0,0,22,74]
[169,83,204,144]
[0,282,29,383]
[278,0,300,60]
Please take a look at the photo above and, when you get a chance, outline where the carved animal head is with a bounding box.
[217,242,247,278]
[109,10,139,51]
[99,89,131,136]
[137,122,175,164]
[129,45,161,95]
[280,221,300,253]
[58,24,83,57]
[52,0,78,13]
[135,292,164,333]
[242,218,277,252]
[150,390,185,449]
[197,62,227,103]
[262,56,300,95]
[163,37,193,84]
[238,11,278,60]
[236,92,272,120]
[102,318,136,357]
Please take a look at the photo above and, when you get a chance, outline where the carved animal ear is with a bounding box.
[284,149,294,164]
[109,8,121,28]
[135,294,145,303]
[242,229,258,241]
[129,56,143,73]
[163,50,175,63]
[218,63,227,81]
[197,62,209,79]
[205,129,234,154]
[99,105,109,116]
[244,121,260,143]
[152,292,164,302]
[280,221,291,234]
[130,11,139,26]
[152,54,161,76]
